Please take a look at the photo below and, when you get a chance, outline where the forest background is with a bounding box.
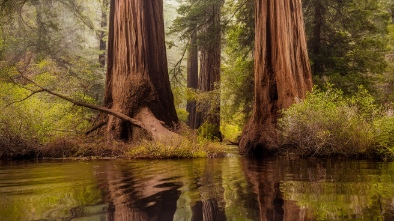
[1,0,394,159]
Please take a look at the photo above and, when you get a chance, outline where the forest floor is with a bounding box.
[0,136,236,160]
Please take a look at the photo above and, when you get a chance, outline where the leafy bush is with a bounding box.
[374,116,394,159]
[0,61,97,158]
[278,86,377,157]
[198,122,222,140]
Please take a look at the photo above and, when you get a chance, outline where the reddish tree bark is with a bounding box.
[196,0,222,138]
[186,31,199,129]
[239,0,313,154]
[104,0,178,141]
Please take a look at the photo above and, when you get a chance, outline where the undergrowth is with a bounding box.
[278,85,394,159]
[34,124,229,159]
[127,124,228,159]
[128,137,227,159]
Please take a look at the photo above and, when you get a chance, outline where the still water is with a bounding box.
[1,156,394,221]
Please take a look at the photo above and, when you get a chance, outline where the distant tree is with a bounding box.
[103,0,178,141]
[0,0,104,100]
[98,0,110,67]
[0,0,96,62]
[303,0,389,94]
[239,0,313,154]
[185,0,199,129]
[196,0,223,139]
[221,0,254,134]
[170,0,223,138]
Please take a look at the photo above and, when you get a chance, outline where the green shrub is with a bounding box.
[374,116,394,159]
[198,122,222,141]
[0,60,96,158]
[176,108,189,123]
[278,86,376,157]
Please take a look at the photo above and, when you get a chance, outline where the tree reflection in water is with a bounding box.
[241,158,311,221]
[92,158,313,221]
[4,158,393,220]
[94,162,182,220]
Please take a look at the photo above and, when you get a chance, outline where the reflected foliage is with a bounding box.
[0,162,104,220]
[2,158,394,220]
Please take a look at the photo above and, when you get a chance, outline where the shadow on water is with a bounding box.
[2,157,394,220]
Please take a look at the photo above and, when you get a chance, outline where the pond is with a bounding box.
[1,156,394,221]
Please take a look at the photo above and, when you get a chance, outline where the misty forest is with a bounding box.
[3,0,394,220]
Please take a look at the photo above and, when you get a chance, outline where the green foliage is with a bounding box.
[379,23,394,104]
[198,122,221,140]
[195,88,220,117]
[0,81,92,143]
[374,116,394,159]
[303,0,390,94]
[303,0,389,75]
[220,123,242,142]
[170,0,224,42]
[0,0,104,158]
[0,60,97,158]
[128,137,227,159]
[220,0,254,141]
[171,85,189,123]
[0,162,103,220]
[282,160,394,220]
[177,108,189,123]
[278,86,380,157]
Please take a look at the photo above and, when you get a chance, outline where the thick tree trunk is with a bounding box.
[186,31,199,129]
[196,1,222,138]
[104,0,178,142]
[239,0,313,154]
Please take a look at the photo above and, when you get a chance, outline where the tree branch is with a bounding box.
[9,71,148,131]
[4,89,45,108]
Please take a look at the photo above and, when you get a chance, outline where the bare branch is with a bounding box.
[4,89,45,108]
[10,69,148,131]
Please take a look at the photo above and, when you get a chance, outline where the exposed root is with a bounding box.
[134,107,179,142]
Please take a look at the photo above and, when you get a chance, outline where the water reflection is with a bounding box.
[241,159,309,221]
[1,157,394,220]
[95,159,230,220]
[95,162,182,220]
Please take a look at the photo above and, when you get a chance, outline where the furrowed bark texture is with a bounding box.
[196,1,222,137]
[104,0,178,141]
[239,0,313,154]
[186,31,199,129]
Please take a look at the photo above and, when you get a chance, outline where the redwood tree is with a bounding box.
[239,0,313,154]
[104,0,178,141]
[196,0,223,139]
[186,30,199,129]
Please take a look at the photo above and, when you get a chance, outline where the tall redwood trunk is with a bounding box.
[239,0,312,154]
[196,1,222,138]
[186,31,199,129]
[104,0,178,141]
